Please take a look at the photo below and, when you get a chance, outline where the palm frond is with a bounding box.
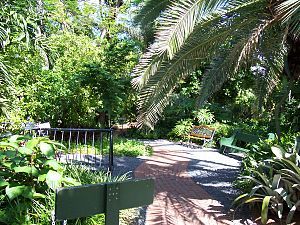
[133,0,173,42]
[253,27,286,110]
[136,8,264,127]
[132,0,266,90]
[198,16,279,106]
[276,0,300,37]
[133,0,173,28]
[135,0,269,128]
[236,19,275,69]
[155,0,247,59]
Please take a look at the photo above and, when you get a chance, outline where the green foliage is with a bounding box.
[0,135,78,201]
[193,108,214,125]
[106,138,153,157]
[133,0,300,129]
[0,164,132,225]
[168,119,193,140]
[234,145,300,224]
[0,1,141,128]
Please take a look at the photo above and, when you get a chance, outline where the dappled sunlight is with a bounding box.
[135,140,242,225]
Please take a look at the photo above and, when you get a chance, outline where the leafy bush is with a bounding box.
[193,108,215,125]
[0,135,78,201]
[0,164,132,225]
[168,119,193,140]
[233,146,300,224]
[0,135,79,225]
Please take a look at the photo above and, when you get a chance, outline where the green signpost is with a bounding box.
[55,179,155,225]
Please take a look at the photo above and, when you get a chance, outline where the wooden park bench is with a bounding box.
[220,131,260,153]
[53,178,154,225]
[187,125,216,147]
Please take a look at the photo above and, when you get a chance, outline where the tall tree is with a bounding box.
[132,0,300,129]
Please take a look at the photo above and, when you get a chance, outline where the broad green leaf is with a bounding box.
[14,166,38,176]
[18,147,33,155]
[25,138,40,149]
[272,174,281,189]
[232,193,248,206]
[32,192,46,199]
[0,177,8,187]
[5,185,26,200]
[40,142,55,158]
[11,156,22,164]
[46,170,62,190]
[44,159,61,170]
[271,146,285,159]
[0,142,18,149]
[2,162,12,168]
[261,196,272,224]
[8,135,25,143]
[14,166,32,174]
[38,174,47,182]
[249,185,263,196]
[245,197,263,204]
[21,186,34,199]
[5,150,16,158]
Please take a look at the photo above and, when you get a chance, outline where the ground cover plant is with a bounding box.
[60,137,153,157]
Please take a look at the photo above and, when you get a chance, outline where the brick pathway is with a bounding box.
[134,140,241,225]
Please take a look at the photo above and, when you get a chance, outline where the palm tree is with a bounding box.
[132,0,300,129]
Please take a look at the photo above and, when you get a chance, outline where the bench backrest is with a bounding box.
[190,125,215,139]
[234,131,260,144]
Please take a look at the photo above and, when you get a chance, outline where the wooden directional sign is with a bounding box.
[55,178,154,225]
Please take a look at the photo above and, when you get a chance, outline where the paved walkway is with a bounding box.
[134,140,244,225]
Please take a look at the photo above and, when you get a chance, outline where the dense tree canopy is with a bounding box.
[0,0,142,127]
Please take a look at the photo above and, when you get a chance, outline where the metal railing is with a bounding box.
[30,128,114,172]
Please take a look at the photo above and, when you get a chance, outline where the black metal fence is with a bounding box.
[30,128,114,172]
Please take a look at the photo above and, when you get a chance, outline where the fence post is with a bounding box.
[109,129,114,172]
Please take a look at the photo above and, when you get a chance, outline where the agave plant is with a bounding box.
[133,0,300,128]
[234,146,300,224]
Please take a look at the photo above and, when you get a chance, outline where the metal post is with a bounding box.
[109,129,114,172]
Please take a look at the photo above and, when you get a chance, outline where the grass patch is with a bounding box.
[63,138,153,157]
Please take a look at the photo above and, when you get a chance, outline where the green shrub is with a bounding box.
[0,164,133,225]
[0,135,78,201]
[192,108,215,125]
[168,119,193,140]
[0,135,78,225]
[233,146,300,224]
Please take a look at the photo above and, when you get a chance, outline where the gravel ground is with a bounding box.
[187,147,254,224]
[187,148,242,212]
